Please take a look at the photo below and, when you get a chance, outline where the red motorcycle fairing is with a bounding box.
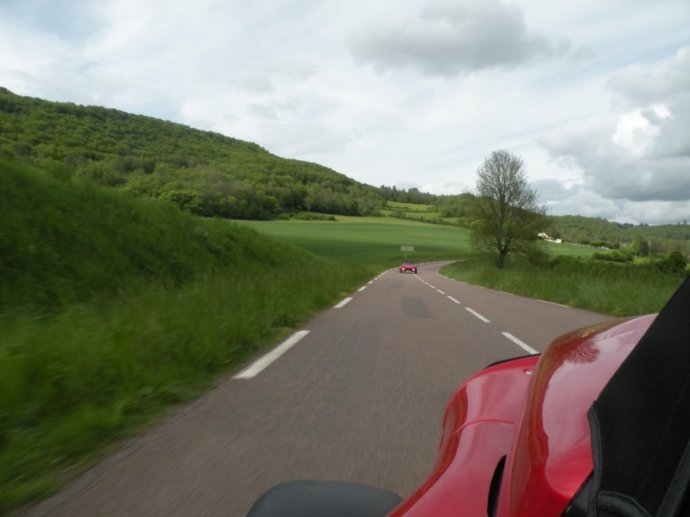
[391,315,654,516]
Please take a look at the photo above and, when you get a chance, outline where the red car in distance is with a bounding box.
[399,262,418,274]
[249,278,690,517]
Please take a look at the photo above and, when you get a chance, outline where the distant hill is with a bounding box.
[0,88,383,219]
[546,215,690,253]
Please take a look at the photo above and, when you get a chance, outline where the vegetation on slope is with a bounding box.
[0,88,383,219]
[0,158,374,513]
[544,215,690,254]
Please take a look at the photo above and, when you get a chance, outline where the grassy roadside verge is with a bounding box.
[441,257,683,317]
[1,264,373,514]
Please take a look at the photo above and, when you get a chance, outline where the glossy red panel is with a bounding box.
[503,315,654,516]
[393,315,655,516]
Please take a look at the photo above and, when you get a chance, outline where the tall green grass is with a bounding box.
[0,159,373,513]
[1,158,324,313]
[0,264,368,511]
[442,256,683,316]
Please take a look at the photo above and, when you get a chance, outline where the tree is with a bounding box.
[471,150,546,268]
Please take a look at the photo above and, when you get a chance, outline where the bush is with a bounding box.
[592,251,633,263]
[290,212,337,221]
[657,251,688,276]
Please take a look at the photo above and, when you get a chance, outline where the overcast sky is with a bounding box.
[1,0,688,224]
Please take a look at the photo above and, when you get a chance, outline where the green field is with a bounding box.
[235,216,472,265]
[382,200,449,224]
[545,241,600,257]
[237,216,599,263]
[384,201,432,211]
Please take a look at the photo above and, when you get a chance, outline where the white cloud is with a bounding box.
[612,104,670,158]
[542,47,690,211]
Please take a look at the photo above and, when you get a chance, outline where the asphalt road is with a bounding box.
[24,261,613,516]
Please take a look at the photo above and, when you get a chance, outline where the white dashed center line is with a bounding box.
[502,332,538,354]
[413,271,537,357]
[465,307,490,323]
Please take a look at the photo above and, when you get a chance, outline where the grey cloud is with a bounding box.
[249,98,301,119]
[349,0,572,76]
[609,48,690,108]
[533,179,620,219]
[542,47,690,205]
[533,178,580,205]
[532,179,690,225]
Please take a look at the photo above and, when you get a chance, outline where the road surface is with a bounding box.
[24,261,613,516]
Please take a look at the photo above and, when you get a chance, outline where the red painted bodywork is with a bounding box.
[399,263,418,273]
[390,314,656,516]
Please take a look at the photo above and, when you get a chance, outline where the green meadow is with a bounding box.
[235,216,472,264]
[236,216,598,264]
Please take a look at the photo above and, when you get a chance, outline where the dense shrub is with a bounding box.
[592,250,633,263]
[657,250,688,276]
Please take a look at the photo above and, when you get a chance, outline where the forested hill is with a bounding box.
[0,87,383,219]
[547,215,690,252]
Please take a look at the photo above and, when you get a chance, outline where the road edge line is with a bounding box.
[234,330,311,379]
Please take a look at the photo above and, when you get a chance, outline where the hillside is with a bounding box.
[546,215,690,253]
[0,87,383,219]
[1,157,321,312]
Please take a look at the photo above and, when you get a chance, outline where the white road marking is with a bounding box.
[436,289,446,295]
[539,299,570,308]
[502,332,538,355]
[447,296,461,304]
[466,307,490,323]
[358,286,367,292]
[234,330,311,379]
[334,297,353,309]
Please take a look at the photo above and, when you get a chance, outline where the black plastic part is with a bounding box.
[562,475,593,517]
[484,353,540,370]
[487,456,506,517]
[247,480,403,517]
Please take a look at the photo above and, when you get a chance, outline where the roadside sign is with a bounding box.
[401,245,415,259]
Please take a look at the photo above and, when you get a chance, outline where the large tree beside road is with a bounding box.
[471,150,546,269]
